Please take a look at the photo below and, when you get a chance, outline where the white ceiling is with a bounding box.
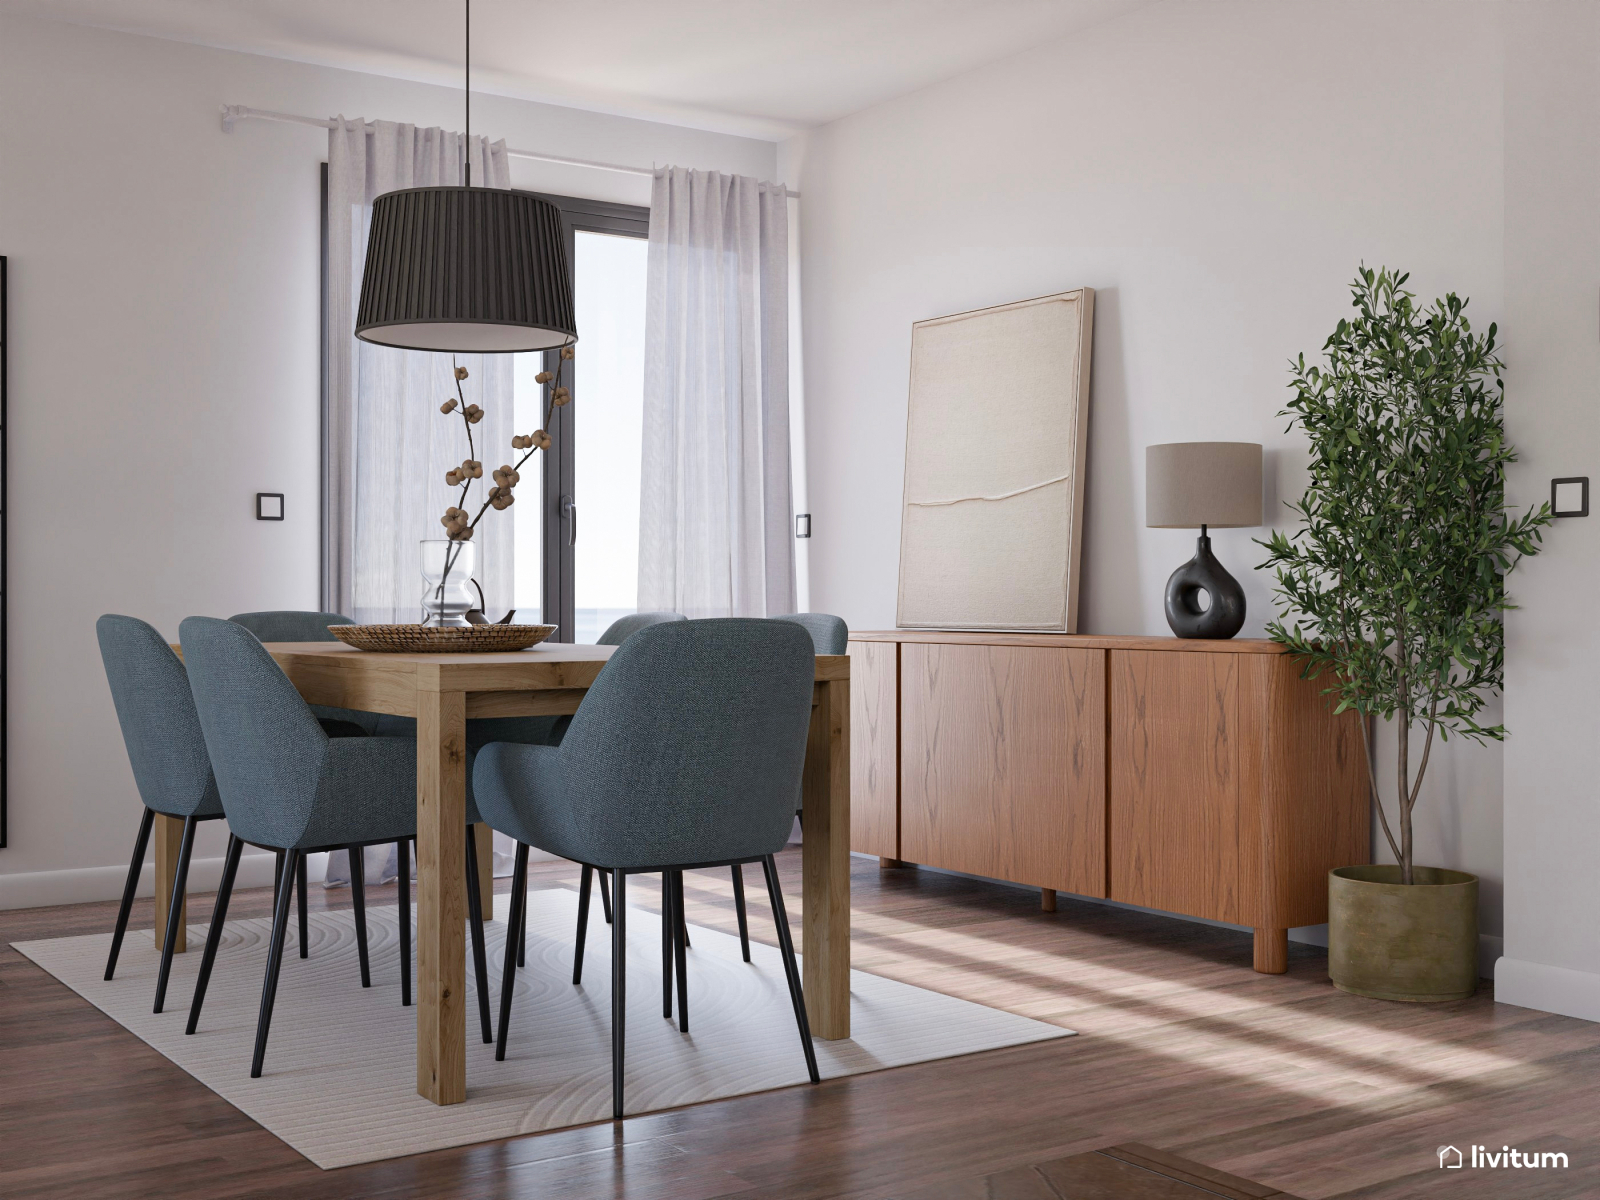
[0,0,1145,139]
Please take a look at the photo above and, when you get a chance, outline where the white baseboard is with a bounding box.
[0,853,282,912]
[1496,955,1600,1023]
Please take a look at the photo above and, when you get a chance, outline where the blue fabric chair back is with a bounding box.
[596,610,686,646]
[179,616,331,849]
[96,615,223,819]
[230,610,377,732]
[228,610,353,642]
[554,618,814,868]
[771,612,848,655]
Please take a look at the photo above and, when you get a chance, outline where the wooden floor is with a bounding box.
[2,851,1597,1199]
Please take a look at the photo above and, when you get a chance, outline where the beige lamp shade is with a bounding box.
[1146,442,1263,528]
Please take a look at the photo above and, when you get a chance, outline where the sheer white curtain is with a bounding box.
[638,167,796,618]
[322,118,518,884]
[323,118,515,625]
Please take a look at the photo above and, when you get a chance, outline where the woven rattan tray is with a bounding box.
[328,624,557,653]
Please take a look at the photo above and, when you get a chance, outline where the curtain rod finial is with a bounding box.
[221,104,243,133]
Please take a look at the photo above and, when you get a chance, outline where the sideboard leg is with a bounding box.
[1040,888,1057,913]
[1253,927,1288,974]
[878,857,905,869]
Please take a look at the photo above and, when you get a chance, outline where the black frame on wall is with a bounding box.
[527,193,649,642]
[2,256,9,847]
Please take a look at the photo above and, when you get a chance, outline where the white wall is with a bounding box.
[1497,1,1600,1020]
[0,14,774,907]
[781,0,1514,949]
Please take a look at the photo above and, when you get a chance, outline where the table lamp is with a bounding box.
[1146,442,1263,639]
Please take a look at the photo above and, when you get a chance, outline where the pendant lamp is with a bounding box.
[354,1,576,353]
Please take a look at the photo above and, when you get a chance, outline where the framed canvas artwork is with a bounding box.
[897,288,1094,632]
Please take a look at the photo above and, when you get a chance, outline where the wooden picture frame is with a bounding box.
[896,288,1094,632]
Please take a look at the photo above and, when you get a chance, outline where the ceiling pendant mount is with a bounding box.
[354,0,576,353]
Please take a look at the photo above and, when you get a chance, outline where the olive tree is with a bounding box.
[1258,267,1552,883]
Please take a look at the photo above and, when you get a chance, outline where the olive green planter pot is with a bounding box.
[1327,865,1478,1002]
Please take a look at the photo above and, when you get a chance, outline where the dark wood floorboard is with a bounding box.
[1,851,1595,1198]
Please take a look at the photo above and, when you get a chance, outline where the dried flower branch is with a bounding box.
[426,349,574,623]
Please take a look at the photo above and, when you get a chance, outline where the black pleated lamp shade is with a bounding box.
[355,186,577,353]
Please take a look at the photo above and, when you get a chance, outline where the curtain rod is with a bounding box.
[220,104,800,198]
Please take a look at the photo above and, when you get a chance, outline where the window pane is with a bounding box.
[572,230,647,644]
[511,353,543,625]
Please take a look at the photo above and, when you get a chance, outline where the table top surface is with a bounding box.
[256,640,851,689]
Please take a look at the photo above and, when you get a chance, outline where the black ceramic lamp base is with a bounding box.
[1164,532,1246,639]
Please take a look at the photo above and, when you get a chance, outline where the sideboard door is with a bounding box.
[849,639,901,858]
[900,642,1105,897]
[1108,649,1240,923]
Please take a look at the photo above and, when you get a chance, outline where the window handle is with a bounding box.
[561,494,577,546]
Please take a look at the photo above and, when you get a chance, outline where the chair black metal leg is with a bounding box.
[599,868,614,924]
[762,855,820,1084]
[673,871,689,1033]
[273,848,285,909]
[296,853,309,959]
[187,834,243,1035]
[575,863,593,986]
[611,869,627,1120]
[731,864,751,962]
[105,808,154,981]
[660,870,674,1019]
[496,842,529,1061]
[514,857,529,969]
[398,838,412,1007]
[153,815,198,1013]
[465,824,493,1044]
[251,848,300,1078]
[349,846,371,988]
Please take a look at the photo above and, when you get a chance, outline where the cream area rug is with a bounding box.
[14,887,1072,1169]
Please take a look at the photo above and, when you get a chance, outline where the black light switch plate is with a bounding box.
[256,492,285,521]
[1552,477,1589,518]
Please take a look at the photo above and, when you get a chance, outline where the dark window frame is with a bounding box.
[523,193,649,642]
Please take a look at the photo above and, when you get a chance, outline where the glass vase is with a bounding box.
[420,539,477,627]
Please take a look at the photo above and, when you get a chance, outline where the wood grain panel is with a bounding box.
[801,677,851,1040]
[1110,650,1239,922]
[901,643,1105,897]
[847,640,899,858]
[415,675,468,1104]
[152,813,186,954]
[1258,655,1369,930]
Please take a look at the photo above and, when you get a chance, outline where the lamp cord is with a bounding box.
[464,0,471,188]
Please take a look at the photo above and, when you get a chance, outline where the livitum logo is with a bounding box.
[1437,1144,1570,1170]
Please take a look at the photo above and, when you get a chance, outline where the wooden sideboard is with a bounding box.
[848,630,1368,973]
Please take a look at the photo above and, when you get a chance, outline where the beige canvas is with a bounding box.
[898,289,1094,630]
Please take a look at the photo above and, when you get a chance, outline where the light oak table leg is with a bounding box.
[1254,927,1288,974]
[801,677,850,1040]
[473,822,495,916]
[153,813,186,953]
[417,676,468,1104]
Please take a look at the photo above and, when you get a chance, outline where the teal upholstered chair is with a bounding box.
[498,611,687,967]
[179,616,496,1076]
[721,613,848,960]
[96,615,229,1013]
[474,618,819,1119]
[562,611,844,966]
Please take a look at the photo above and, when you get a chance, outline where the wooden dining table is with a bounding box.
[156,640,851,1105]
